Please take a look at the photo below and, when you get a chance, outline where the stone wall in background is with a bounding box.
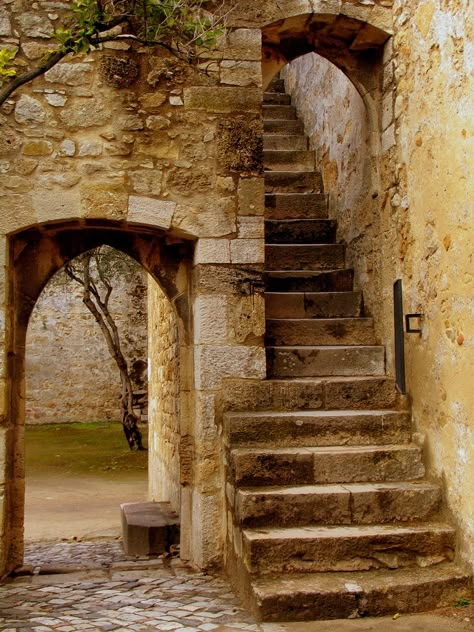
[25,258,148,424]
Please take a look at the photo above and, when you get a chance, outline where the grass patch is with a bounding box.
[26,422,148,478]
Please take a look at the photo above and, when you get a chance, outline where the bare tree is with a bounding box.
[62,246,146,450]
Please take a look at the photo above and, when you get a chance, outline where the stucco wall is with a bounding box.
[392,0,474,569]
[25,260,147,425]
[147,279,181,513]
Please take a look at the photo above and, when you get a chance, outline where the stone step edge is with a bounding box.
[243,521,455,542]
[236,481,439,495]
[249,564,472,621]
[230,442,420,456]
[226,408,407,417]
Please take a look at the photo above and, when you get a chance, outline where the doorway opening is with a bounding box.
[4,220,193,573]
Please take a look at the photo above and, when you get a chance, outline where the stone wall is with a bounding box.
[147,279,181,514]
[2,0,473,578]
[279,1,474,572]
[0,0,267,573]
[391,0,474,569]
[281,54,375,311]
[25,258,147,425]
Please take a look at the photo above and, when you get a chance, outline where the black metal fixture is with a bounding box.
[393,280,425,394]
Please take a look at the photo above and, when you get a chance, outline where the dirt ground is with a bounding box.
[25,422,148,541]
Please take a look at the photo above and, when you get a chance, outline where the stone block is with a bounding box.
[14,96,46,125]
[220,60,262,87]
[194,344,265,390]
[59,103,111,129]
[193,295,228,344]
[194,239,231,264]
[18,13,54,38]
[128,195,176,229]
[45,63,92,86]
[204,28,262,60]
[121,501,180,556]
[0,194,37,233]
[238,216,264,239]
[22,140,53,156]
[0,8,11,37]
[230,239,265,264]
[184,87,261,112]
[139,92,167,111]
[82,183,128,219]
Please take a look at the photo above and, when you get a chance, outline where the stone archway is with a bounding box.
[3,219,194,572]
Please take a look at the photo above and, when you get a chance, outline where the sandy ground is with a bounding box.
[25,473,147,541]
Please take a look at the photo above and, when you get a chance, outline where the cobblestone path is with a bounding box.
[0,540,259,632]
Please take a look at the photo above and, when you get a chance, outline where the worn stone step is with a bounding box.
[265,219,336,243]
[265,270,354,293]
[264,150,315,172]
[263,92,292,105]
[230,444,425,487]
[264,135,308,151]
[264,119,305,134]
[250,564,472,621]
[265,245,345,271]
[265,292,362,318]
[220,377,401,414]
[263,105,298,120]
[243,522,456,575]
[235,482,442,528]
[268,78,285,93]
[224,410,412,448]
[265,193,328,219]
[265,319,375,346]
[267,345,385,378]
[265,171,323,193]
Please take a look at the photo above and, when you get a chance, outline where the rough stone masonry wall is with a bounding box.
[390,0,474,570]
[147,278,181,515]
[25,264,147,425]
[0,0,267,573]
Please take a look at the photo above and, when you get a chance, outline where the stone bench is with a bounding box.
[120,501,180,556]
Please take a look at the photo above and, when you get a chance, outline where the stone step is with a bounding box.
[265,219,336,243]
[265,319,374,346]
[265,171,323,193]
[220,377,401,414]
[230,444,425,487]
[264,135,308,151]
[265,245,345,271]
[235,481,442,528]
[263,104,298,120]
[224,410,412,448]
[250,564,472,621]
[265,270,354,293]
[267,345,385,378]
[263,92,292,105]
[243,522,456,575]
[268,78,285,93]
[264,119,305,134]
[265,193,328,219]
[265,291,362,318]
[264,150,315,172]
[120,501,180,556]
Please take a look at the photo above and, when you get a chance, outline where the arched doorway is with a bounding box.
[3,219,193,571]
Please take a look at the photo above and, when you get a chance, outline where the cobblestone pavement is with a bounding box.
[0,539,259,632]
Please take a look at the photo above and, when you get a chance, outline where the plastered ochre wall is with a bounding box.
[392,0,474,568]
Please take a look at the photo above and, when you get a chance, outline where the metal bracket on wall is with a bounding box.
[405,313,424,334]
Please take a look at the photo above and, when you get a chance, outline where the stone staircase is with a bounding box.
[223,78,472,622]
